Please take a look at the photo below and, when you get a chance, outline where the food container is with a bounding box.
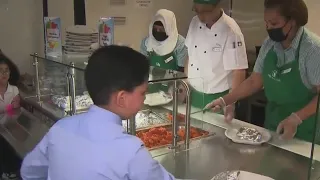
[136,124,210,150]
[123,110,170,129]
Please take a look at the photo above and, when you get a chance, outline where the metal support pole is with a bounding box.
[129,116,136,135]
[171,80,178,149]
[69,62,76,115]
[126,119,129,133]
[180,80,191,150]
[33,53,41,102]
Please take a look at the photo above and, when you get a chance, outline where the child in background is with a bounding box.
[0,51,22,180]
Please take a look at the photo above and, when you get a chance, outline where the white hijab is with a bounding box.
[146,9,179,56]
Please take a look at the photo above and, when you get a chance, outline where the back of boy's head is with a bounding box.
[85,45,150,105]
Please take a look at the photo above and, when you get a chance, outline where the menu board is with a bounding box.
[44,17,62,56]
[98,17,114,47]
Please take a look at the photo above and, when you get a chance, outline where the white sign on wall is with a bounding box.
[135,0,152,8]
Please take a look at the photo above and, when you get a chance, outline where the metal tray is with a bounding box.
[136,124,211,150]
[123,109,171,129]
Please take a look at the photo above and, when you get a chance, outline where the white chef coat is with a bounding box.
[185,12,248,94]
[0,83,19,111]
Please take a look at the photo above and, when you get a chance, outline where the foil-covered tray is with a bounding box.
[136,124,210,150]
[236,127,262,142]
[51,94,93,112]
[211,171,240,180]
[144,91,173,106]
[122,110,170,129]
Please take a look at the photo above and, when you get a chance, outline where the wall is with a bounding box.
[305,0,320,36]
[232,0,267,52]
[232,0,320,52]
[48,0,74,41]
[0,0,44,74]
[85,0,196,50]
[85,0,232,51]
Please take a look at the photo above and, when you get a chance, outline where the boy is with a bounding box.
[20,46,175,180]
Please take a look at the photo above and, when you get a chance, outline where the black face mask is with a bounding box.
[152,29,168,41]
[267,22,291,42]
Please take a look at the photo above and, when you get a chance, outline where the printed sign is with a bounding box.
[98,17,114,47]
[135,0,152,8]
[44,17,62,56]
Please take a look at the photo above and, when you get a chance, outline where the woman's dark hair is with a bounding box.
[264,0,308,26]
[0,51,20,86]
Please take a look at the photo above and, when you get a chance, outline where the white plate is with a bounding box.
[144,91,173,106]
[66,35,98,41]
[66,25,98,35]
[65,41,94,46]
[225,126,271,145]
[212,171,274,180]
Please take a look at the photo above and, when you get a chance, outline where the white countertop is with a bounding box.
[162,104,320,162]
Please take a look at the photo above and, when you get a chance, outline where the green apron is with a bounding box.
[262,30,316,142]
[148,51,178,93]
[191,88,229,109]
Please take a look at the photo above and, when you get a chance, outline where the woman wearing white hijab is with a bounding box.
[140,9,187,72]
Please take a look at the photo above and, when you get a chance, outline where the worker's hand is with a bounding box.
[204,97,226,113]
[204,97,234,123]
[223,104,235,123]
[276,113,302,140]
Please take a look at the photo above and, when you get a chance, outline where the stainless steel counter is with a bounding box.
[151,120,320,180]
[5,99,320,180]
[21,94,66,121]
[0,108,50,158]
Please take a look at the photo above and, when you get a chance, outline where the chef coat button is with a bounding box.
[195,45,197,48]
[204,51,207,53]
[191,64,193,66]
[215,34,217,37]
[200,26,202,29]
[197,68,199,70]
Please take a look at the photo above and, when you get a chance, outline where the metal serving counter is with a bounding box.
[0,108,50,158]
[152,121,320,180]
[1,106,320,180]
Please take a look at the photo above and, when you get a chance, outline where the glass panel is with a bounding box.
[30,54,88,71]
[133,77,207,153]
[72,67,92,115]
[149,66,187,82]
[24,56,70,120]
[310,95,320,180]
[46,54,88,70]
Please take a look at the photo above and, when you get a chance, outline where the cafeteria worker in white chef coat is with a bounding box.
[206,0,320,142]
[185,0,248,119]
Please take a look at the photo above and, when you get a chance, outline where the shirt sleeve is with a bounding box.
[140,37,148,56]
[174,36,188,67]
[12,86,19,97]
[128,145,175,180]
[223,32,248,70]
[20,134,49,180]
[305,50,320,86]
[253,37,273,73]
[185,17,196,49]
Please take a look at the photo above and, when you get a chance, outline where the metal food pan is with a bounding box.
[123,109,171,130]
[136,124,211,150]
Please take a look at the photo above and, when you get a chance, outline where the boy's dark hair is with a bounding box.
[85,45,150,105]
[0,51,20,86]
[264,0,308,27]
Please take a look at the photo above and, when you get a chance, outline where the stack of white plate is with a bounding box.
[64,25,99,56]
